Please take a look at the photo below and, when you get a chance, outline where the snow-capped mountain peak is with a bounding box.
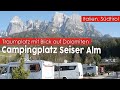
[10,16,22,23]
[7,16,24,35]
[52,12,69,27]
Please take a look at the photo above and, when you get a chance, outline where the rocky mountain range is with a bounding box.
[5,12,110,38]
[0,30,7,37]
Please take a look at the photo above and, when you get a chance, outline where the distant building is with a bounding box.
[101,58,118,63]
[100,58,118,65]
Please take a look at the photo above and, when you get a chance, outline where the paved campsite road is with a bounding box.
[83,73,120,79]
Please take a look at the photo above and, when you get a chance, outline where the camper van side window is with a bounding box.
[60,66,76,71]
[69,66,76,70]
[87,67,93,70]
[9,67,17,73]
[0,66,7,74]
[83,68,86,70]
[30,64,41,72]
[55,66,60,71]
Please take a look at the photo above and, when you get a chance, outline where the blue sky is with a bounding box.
[0,11,120,37]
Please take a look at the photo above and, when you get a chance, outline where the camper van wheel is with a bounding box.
[63,77,67,79]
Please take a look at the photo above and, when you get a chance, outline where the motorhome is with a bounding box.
[83,64,98,76]
[0,60,54,79]
[54,61,83,79]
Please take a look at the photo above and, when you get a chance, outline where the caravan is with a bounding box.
[83,64,98,76]
[54,61,83,79]
[0,60,54,79]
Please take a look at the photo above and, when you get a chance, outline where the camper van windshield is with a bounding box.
[0,66,8,74]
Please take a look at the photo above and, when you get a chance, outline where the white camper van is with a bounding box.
[54,62,83,79]
[0,60,54,79]
[83,64,98,76]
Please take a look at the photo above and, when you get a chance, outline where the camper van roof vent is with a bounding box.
[64,60,68,63]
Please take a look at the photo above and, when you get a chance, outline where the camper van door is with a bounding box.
[42,62,54,79]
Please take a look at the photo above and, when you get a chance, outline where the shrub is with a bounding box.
[92,73,95,77]
[11,55,30,79]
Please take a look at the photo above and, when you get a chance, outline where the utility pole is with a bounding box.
[58,63,60,79]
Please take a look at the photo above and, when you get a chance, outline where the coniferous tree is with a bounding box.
[11,54,30,79]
